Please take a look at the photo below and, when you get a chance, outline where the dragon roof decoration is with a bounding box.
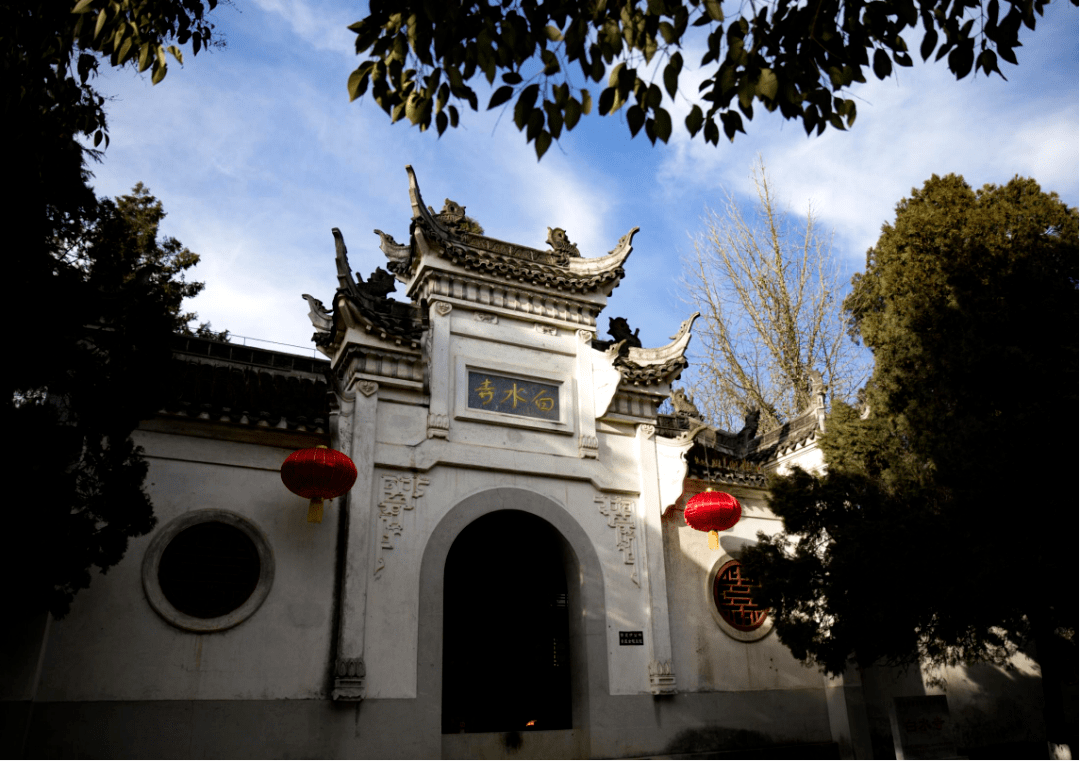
[392,165,635,294]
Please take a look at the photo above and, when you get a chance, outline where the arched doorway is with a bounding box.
[441,510,572,734]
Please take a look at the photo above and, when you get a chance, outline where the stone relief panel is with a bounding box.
[375,473,431,578]
[595,495,640,586]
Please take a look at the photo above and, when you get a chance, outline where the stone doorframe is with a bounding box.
[414,487,610,758]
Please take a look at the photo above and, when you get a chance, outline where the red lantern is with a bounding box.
[684,489,741,550]
[281,445,357,523]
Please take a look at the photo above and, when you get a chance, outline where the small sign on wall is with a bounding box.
[467,372,560,421]
[619,631,644,646]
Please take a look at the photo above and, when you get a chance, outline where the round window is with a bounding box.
[706,554,774,642]
[143,510,274,632]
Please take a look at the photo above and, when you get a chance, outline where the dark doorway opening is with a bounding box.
[442,510,572,734]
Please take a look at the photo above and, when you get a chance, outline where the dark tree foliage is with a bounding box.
[347,0,1076,158]
[742,174,1077,747]
[2,0,222,618]
[9,185,217,619]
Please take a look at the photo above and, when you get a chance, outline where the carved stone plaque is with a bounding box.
[467,372,559,421]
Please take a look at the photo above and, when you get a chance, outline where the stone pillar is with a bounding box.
[332,379,380,700]
[574,329,599,458]
[637,423,676,694]
[426,301,452,439]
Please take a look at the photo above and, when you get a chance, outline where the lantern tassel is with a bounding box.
[307,497,324,524]
[708,530,719,550]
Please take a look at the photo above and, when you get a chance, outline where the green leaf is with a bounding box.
[664,53,683,98]
[151,62,167,85]
[873,48,892,79]
[920,29,938,61]
[565,98,582,129]
[704,0,724,22]
[659,21,677,44]
[168,45,183,64]
[654,108,672,142]
[488,86,514,109]
[581,89,592,115]
[843,99,857,128]
[720,110,744,140]
[534,130,552,159]
[541,49,560,75]
[436,110,449,135]
[94,8,107,39]
[685,104,704,136]
[703,117,720,145]
[608,62,626,88]
[755,67,778,100]
[526,107,544,140]
[598,87,616,115]
[72,0,95,14]
[502,71,523,85]
[117,37,133,65]
[948,44,974,78]
[138,42,151,72]
[545,25,563,42]
[514,84,540,128]
[627,105,645,136]
[348,68,367,101]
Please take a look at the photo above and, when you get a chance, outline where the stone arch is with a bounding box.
[415,487,609,757]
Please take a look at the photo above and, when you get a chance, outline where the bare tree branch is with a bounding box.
[681,157,869,432]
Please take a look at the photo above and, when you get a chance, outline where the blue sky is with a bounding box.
[85,0,1078,365]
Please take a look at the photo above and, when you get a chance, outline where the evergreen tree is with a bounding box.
[8,185,215,619]
[743,175,1077,751]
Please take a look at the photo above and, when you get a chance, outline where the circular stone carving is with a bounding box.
[705,553,773,642]
[142,510,274,633]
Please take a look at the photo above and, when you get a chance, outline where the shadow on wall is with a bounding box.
[863,652,1060,759]
[665,727,838,758]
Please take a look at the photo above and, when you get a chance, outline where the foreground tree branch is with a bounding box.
[347,0,1076,158]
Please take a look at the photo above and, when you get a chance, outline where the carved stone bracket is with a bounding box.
[577,329,595,343]
[579,434,599,459]
[434,301,453,317]
[374,474,431,578]
[648,660,677,694]
[639,424,656,439]
[595,495,639,586]
[358,381,379,397]
[427,413,449,439]
[332,657,366,701]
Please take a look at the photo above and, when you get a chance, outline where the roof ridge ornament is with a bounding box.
[332,227,360,298]
[374,229,411,280]
[546,227,581,263]
[625,311,701,365]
